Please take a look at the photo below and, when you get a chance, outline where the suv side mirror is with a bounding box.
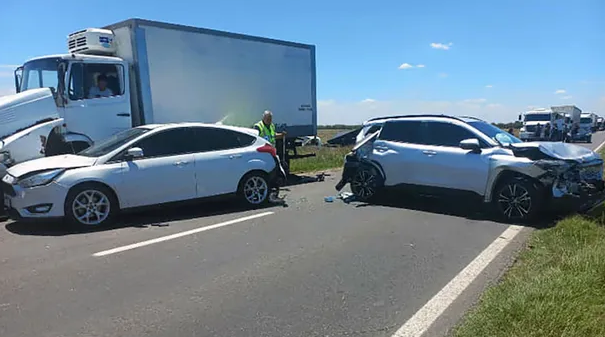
[459,138,481,153]
[125,147,144,160]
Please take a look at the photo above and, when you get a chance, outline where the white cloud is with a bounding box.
[561,95,572,100]
[438,73,448,78]
[360,98,376,103]
[485,85,493,88]
[318,98,522,125]
[0,87,14,97]
[398,63,426,70]
[430,42,453,50]
[461,98,487,104]
[554,89,566,94]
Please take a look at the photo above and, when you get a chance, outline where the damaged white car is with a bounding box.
[335,115,605,222]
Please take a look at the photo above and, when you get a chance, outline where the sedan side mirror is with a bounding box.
[459,138,481,153]
[125,147,144,160]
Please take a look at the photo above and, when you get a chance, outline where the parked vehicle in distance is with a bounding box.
[335,115,605,223]
[2,123,285,228]
[518,108,566,141]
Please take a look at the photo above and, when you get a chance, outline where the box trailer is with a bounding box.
[0,18,317,175]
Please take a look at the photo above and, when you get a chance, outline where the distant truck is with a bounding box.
[572,113,597,143]
[598,116,605,131]
[518,108,566,141]
[0,18,317,176]
[551,105,581,130]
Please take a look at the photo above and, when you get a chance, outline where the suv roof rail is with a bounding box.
[374,114,467,123]
[457,115,485,122]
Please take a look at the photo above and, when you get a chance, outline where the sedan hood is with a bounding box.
[6,154,96,178]
[510,142,601,163]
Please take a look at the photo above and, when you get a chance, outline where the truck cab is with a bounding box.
[518,108,565,141]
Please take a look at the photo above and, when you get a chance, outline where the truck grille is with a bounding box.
[525,125,536,133]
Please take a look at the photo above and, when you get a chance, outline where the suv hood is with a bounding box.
[510,142,600,163]
[0,88,59,140]
[6,154,96,178]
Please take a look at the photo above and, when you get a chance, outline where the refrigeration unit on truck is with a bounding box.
[0,18,317,176]
[517,108,565,141]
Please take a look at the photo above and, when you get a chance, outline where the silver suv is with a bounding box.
[335,115,605,222]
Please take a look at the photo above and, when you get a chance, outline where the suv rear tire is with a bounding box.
[493,177,541,223]
[350,164,383,201]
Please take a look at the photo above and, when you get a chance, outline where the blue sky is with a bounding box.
[1,0,603,124]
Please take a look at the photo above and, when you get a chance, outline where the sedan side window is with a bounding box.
[378,120,424,144]
[424,122,482,147]
[191,127,256,152]
[134,128,197,158]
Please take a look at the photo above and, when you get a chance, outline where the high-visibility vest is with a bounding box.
[255,121,276,146]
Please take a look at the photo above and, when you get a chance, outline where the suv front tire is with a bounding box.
[493,176,541,222]
[350,164,384,201]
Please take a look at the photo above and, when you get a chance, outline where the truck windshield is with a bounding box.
[580,118,592,124]
[524,113,550,122]
[79,128,150,157]
[20,57,62,92]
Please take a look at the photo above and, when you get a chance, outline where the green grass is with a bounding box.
[455,147,605,336]
[454,216,605,337]
[288,128,353,174]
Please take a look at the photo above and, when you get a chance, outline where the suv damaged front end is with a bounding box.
[506,142,605,213]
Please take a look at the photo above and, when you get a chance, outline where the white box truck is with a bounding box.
[0,18,317,177]
[518,108,566,141]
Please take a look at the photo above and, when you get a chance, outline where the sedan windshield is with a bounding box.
[468,121,522,145]
[79,128,150,157]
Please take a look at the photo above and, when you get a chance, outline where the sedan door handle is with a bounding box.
[173,160,189,166]
[422,150,437,155]
[116,113,131,117]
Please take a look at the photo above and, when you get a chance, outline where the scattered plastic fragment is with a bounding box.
[324,196,335,202]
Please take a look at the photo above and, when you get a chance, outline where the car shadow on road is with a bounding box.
[352,192,554,229]
[4,199,287,237]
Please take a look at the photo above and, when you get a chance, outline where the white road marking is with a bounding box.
[593,135,605,152]
[93,211,274,257]
[391,225,524,337]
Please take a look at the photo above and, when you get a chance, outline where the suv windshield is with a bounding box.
[524,113,551,122]
[468,121,522,145]
[79,128,150,157]
[20,57,62,92]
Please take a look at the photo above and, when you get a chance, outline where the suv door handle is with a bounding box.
[229,154,242,159]
[375,145,389,152]
[116,113,130,117]
[422,150,437,155]
[173,160,189,166]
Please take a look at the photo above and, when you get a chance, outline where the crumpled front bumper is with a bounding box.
[549,179,605,214]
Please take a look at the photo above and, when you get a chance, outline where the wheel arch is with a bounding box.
[66,180,121,210]
[486,169,546,203]
[237,169,270,192]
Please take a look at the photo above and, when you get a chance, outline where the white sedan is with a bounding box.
[2,123,284,228]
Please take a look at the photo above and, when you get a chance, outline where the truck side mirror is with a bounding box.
[518,114,522,121]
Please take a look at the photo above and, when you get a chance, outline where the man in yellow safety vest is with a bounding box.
[254,110,285,147]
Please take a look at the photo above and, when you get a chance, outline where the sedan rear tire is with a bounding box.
[238,172,270,206]
[64,183,118,229]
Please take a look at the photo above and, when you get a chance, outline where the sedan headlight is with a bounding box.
[18,169,64,188]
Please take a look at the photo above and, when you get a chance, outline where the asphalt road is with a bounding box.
[1,133,604,337]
